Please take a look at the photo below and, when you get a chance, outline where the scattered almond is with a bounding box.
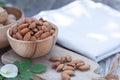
[49,57,59,62]
[78,64,90,71]
[63,66,74,71]
[49,55,91,80]
[61,72,70,80]
[56,64,64,72]
[76,62,85,68]
[67,62,75,67]
[66,55,72,62]
[63,70,75,76]
[60,57,66,64]
[52,62,61,69]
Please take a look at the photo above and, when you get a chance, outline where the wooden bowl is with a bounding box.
[7,23,58,58]
[0,7,24,49]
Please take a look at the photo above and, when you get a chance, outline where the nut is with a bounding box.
[29,22,36,29]
[76,62,85,68]
[20,28,29,35]
[73,60,84,65]
[23,32,31,41]
[63,70,75,76]
[78,64,90,71]
[25,18,32,23]
[16,32,23,40]
[30,36,37,41]
[61,72,70,80]
[60,57,66,63]
[49,57,60,62]
[56,64,64,72]
[67,62,75,67]
[52,62,61,69]
[18,23,28,30]
[10,18,55,41]
[41,32,51,39]
[66,55,72,62]
[63,66,74,71]
[34,30,43,38]
[42,25,48,32]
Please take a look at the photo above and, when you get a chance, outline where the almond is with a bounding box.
[18,23,28,30]
[36,26,42,30]
[32,28,38,32]
[56,64,64,72]
[67,63,75,67]
[63,66,74,71]
[12,27,18,34]
[78,64,90,71]
[41,32,51,39]
[50,29,55,34]
[61,72,70,80]
[29,31,34,35]
[30,36,37,41]
[73,60,84,65]
[34,30,43,38]
[49,57,60,62]
[25,18,32,23]
[42,25,48,32]
[20,28,29,35]
[63,70,75,76]
[16,32,23,40]
[23,32,31,41]
[60,57,66,63]
[76,62,85,68]
[52,62,61,69]
[29,22,36,29]
[43,22,49,26]
[12,34,17,39]
[66,55,72,62]
[35,20,43,26]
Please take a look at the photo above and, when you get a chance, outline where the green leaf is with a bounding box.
[13,61,20,68]
[20,72,33,79]
[30,64,46,74]
[20,59,32,72]
[0,75,3,80]
[7,77,19,80]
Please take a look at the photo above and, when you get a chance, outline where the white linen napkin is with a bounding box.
[34,0,120,62]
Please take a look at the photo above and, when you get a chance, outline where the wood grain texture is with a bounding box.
[1,45,100,80]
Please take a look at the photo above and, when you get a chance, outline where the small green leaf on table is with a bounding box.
[20,60,32,72]
[30,64,46,74]
[13,61,20,69]
[20,72,33,79]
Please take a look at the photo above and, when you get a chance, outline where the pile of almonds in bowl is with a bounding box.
[49,55,90,80]
[9,18,55,41]
[7,17,58,58]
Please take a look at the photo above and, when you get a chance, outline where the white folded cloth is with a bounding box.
[34,0,120,62]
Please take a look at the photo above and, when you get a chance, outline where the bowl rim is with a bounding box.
[0,6,24,29]
[7,22,58,43]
